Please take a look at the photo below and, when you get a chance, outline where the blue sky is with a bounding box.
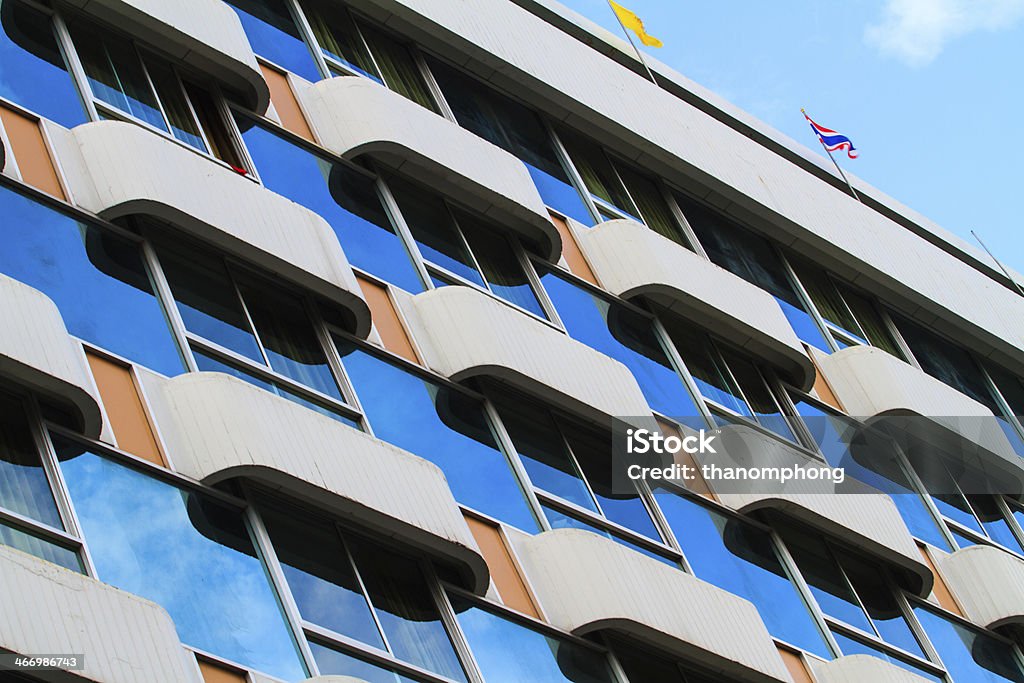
[556,0,1024,274]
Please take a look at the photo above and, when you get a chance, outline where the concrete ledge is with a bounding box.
[0,274,102,438]
[297,77,560,260]
[395,286,653,427]
[714,426,932,596]
[940,545,1024,631]
[143,372,488,594]
[52,121,370,337]
[574,219,813,388]
[0,545,199,683]
[61,0,268,112]
[811,655,934,683]
[815,345,1024,495]
[511,529,789,683]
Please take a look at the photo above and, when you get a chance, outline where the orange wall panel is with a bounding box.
[778,646,815,683]
[919,543,962,616]
[259,63,315,142]
[549,213,598,286]
[0,105,65,199]
[810,353,844,411]
[356,275,420,364]
[197,657,248,683]
[86,352,166,467]
[465,514,540,619]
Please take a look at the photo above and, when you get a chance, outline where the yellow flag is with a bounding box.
[609,1,663,47]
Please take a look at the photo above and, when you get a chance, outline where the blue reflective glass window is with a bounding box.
[655,491,830,657]
[336,340,537,531]
[310,642,418,683]
[426,57,592,224]
[224,0,320,82]
[830,632,943,683]
[0,394,62,530]
[541,505,677,567]
[0,1,85,127]
[451,596,616,683]
[57,440,305,681]
[238,121,424,292]
[539,269,701,419]
[913,604,1024,683]
[0,519,81,571]
[0,186,182,375]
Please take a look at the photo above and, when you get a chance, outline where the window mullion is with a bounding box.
[542,120,600,224]
[335,527,396,657]
[373,171,432,290]
[978,361,1024,442]
[880,307,921,370]
[776,248,839,353]
[286,0,332,79]
[50,11,101,121]
[445,203,490,292]
[769,528,842,658]
[661,182,706,257]
[649,316,715,428]
[413,49,456,121]
[224,262,274,369]
[137,236,199,373]
[349,12,387,84]
[480,398,550,532]
[426,566,487,683]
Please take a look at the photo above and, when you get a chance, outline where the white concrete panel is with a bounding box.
[61,0,268,112]
[0,273,102,438]
[0,545,200,683]
[714,426,932,596]
[142,372,488,593]
[394,286,654,427]
[360,0,1024,374]
[940,545,1024,630]
[574,219,812,388]
[297,77,560,260]
[812,655,934,683]
[512,529,790,683]
[52,121,371,337]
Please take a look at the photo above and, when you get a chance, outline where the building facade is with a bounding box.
[1,1,1024,682]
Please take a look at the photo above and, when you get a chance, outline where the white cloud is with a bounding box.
[865,0,1024,66]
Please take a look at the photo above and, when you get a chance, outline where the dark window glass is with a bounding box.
[0,1,86,127]
[0,186,181,375]
[913,604,1024,682]
[360,23,437,113]
[611,162,687,247]
[144,58,205,151]
[336,341,536,530]
[66,18,165,131]
[839,285,903,357]
[0,394,61,529]
[451,596,616,683]
[238,121,423,292]
[57,439,305,680]
[612,639,719,683]
[557,127,637,219]
[303,0,378,80]
[539,269,702,421]
[184,81,246,169]
[894,316,995,409]
[456,209,545,317]
[426,57,591,224]
[655,491,830,657]
[310,641,418,683]
[347,537,466,681]
[677,193,830,352]
[0,519,81,572]
[225,0,320,82]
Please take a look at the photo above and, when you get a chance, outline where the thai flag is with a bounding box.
[803,111,858,159]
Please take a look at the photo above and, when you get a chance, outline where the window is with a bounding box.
[538,268,703,420]
[789,258,903,356]
[300,0,438,112]
[385,174,546,317]
[237,119,424,293]
[912,604,1024,683]
[654,490,831,657]
[426,57,592,224]
[659,315,797,441]
[257,496,467,682]
[557,127,690,248]
[56,438,305,680]
[225,0,321,82]
[0,0,87,127]
[0,393,81,572]
[333,339,537,531]
[487,389,666,548]
[450,595,617,683]
[65,14,244,166]
[149,232,359,423]
[610,638,723,683]
[0,185,182,376]
[675,192,831,352]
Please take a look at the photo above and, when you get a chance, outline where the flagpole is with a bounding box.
[972,230,1024,298]
[802,108,861,203]
[606,0,660,87]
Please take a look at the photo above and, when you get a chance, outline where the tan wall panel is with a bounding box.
[197,658,248,683]
[86,352,166,467]
[777,646,814,683]
[550,213,597,286]
[465,514,539,618]
[259,63,314,142]
[919,543,962,616]
[0,105,65,199]
[657,417,713,499]
[356,275,420,364]
[810,352,844,411]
